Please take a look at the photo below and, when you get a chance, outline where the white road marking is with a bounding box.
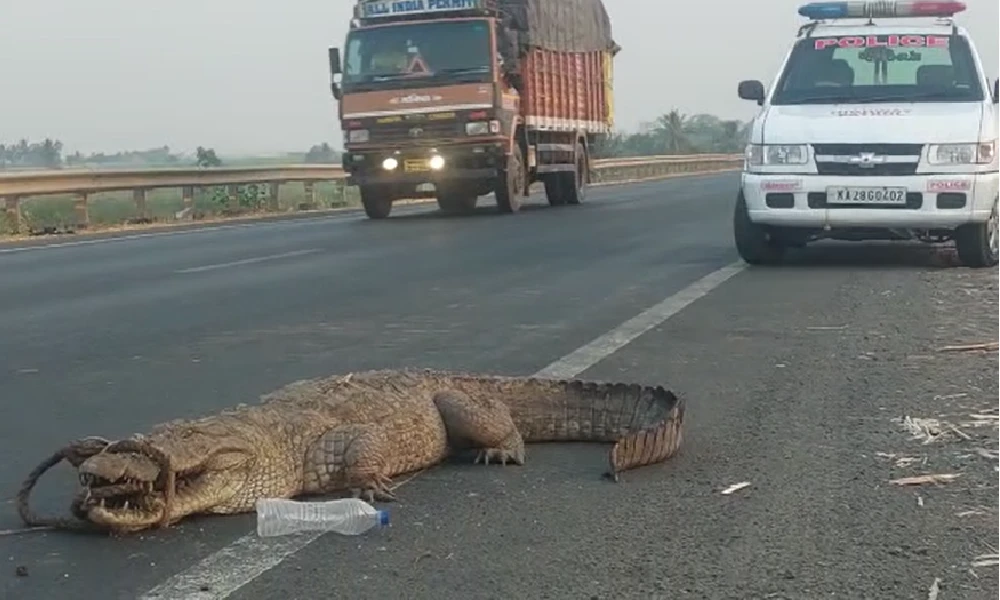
[174,249,320,274]
[0,203,435,255]
[0,217,342,255]
[534,263,746,378]
[138,260,746,600]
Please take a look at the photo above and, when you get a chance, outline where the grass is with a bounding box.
[4,181,361,235]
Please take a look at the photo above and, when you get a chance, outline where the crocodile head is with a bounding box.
[74,432,258,532]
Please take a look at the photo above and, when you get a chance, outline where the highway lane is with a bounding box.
[2,173,742,599]
[4,171,995,600]
[236,258,999,600]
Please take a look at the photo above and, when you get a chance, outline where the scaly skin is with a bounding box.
[18,369,685,534]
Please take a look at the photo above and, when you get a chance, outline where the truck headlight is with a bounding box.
[465,120,499,135]
[429,155,445,170]
[348,129,369,143]
[746,144,808,166]
[382,157,398,170]
[927,141,995,165]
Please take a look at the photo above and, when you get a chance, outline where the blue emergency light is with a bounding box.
[798,1,967,19]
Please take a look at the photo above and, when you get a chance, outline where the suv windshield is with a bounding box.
[342,19,492,92]
[771,32,984,104]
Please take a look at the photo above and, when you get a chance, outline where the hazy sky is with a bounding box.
[2,0,997,155]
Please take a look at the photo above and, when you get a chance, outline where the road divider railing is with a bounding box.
[0,153,743,235]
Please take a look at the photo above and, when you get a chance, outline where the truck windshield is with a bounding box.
[771,33,984,105]
[342,20,492,91]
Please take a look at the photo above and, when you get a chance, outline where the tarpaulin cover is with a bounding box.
[495,0,617,53]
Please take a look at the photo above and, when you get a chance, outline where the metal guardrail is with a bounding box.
[0,154,743,234]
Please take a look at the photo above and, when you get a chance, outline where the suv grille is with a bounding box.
[812,143,923,177]
[812,143,923,156]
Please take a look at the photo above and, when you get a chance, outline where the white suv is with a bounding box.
[734,0,998,267]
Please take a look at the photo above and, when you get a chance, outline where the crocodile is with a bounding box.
[18,369,685,534]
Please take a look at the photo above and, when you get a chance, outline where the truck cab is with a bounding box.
[328,0,617,219]
[733,0,999,267]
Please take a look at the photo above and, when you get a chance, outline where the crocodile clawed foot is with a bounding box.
[350,475,397,503]
[473,448,516,466]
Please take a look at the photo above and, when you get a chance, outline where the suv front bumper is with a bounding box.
[742,171,999,229]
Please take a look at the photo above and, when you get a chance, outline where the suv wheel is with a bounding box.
[954,196,999,268]
[733,189,785,265]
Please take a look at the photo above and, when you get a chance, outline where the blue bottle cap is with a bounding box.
[376,510,389,526]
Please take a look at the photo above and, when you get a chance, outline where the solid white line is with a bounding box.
[534,263,747,378]
[0,202,447,256]
[140,533,327,600]
[0,217,349,255]
[138,260,746,600]
[174,249,320,274]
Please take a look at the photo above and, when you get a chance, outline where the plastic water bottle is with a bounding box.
[254,497,389,537]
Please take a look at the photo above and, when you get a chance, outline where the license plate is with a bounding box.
[826,186,907,205]
[404,159,429,172]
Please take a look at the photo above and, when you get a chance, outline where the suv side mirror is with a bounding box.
[328,47,343,100]
[993,78,998,104]
[738,79,765,106]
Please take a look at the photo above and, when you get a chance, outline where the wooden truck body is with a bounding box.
[328,0,619,218]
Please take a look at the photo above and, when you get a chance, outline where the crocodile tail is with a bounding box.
[500,378,686,480]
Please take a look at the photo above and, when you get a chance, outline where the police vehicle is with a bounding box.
[734,0,998,267]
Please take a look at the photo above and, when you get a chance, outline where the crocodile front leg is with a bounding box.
[432,389,525,465]
[302,424,398,503]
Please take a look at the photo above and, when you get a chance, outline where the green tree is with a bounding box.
[195,146,222,167]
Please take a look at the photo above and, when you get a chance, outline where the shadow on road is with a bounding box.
[763,241,966,270]
[362,199,568,223]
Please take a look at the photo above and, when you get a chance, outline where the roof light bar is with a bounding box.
[798,1,967,20]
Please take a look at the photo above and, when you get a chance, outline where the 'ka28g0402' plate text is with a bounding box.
[826,186,908,205]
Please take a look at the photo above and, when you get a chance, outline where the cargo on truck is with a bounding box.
[326,0,620,219]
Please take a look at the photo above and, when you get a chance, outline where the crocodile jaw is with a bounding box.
[76,450,252,531]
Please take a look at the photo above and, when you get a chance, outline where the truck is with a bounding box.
[326,0,620,219]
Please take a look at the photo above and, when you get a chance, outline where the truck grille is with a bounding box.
[812,143,923,177]
[369,121,465,144]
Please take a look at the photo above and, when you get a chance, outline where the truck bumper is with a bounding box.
[741,171,999,230]
[342,143,504,189]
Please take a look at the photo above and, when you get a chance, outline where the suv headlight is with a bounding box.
[927,141,995,165]
[347,129,369,143]
[746,144,808,166]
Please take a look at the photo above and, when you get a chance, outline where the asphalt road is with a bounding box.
[2,173,997,600]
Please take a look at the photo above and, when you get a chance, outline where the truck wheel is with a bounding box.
[542,142,588,207]
[544,177,566,206]
[437,193,478,215]
[495,143,526,213]
[954,196,999,268]
[563,141,588,205]
[733,189,784,265]
[360,186,392,219]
